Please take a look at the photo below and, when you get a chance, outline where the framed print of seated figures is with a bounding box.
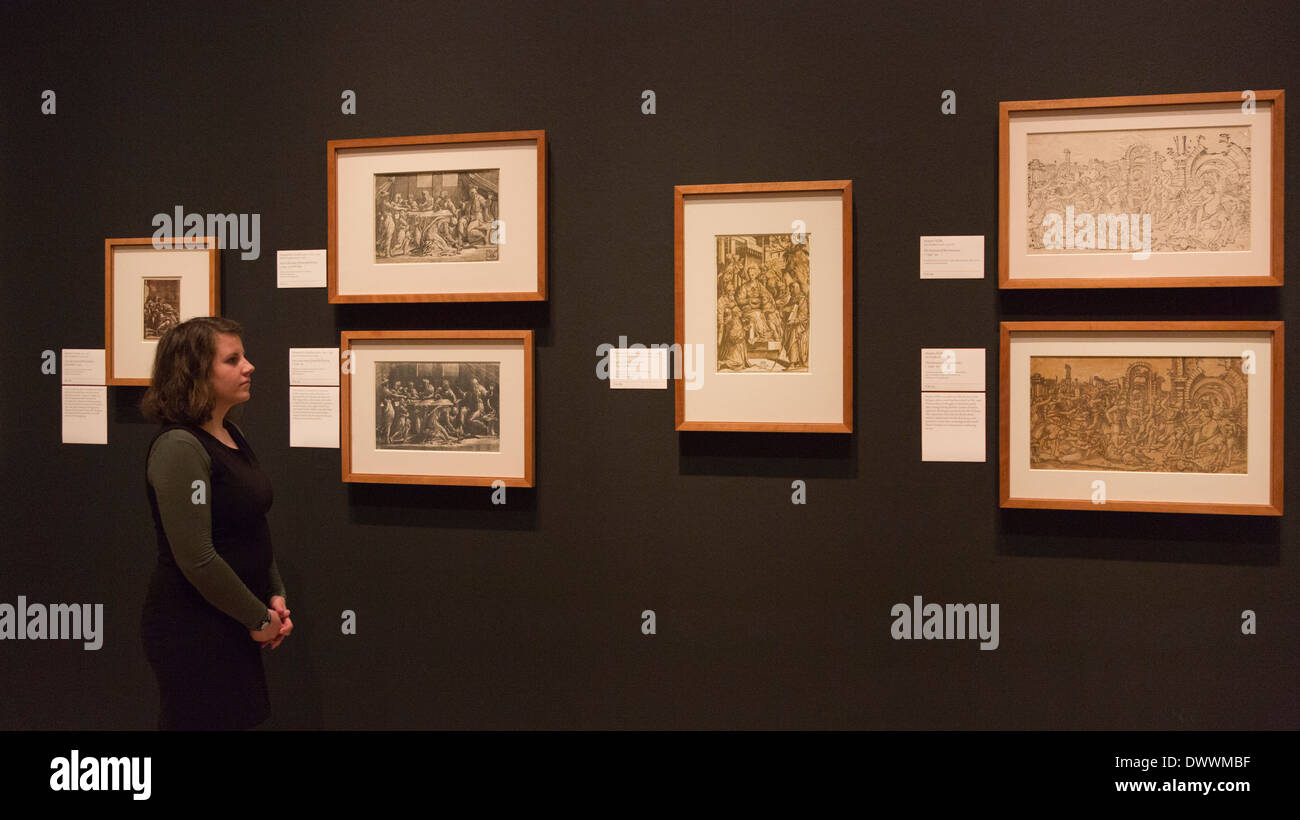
[341,330,534,487]
[999,90,1284,288]
[674,180,852,432]
[328,130,546,302]
[105,236,219,385]
[1000,322,1283,516]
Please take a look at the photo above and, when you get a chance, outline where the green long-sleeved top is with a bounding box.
[147,428,286,630]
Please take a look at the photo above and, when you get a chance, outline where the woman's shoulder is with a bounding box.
[148,427,211,469]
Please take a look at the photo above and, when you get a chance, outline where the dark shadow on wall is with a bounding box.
[996,507,1280,565]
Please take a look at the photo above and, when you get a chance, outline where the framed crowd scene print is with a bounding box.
[1000,90,1284,288]
[1001,321,1283,515]
[340,330,534,487]
[674,180,853,432]
[328,130,546,302]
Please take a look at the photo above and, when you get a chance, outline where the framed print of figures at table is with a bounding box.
[1001,321,1283,515]
[341,330,534,487]
[328,130,546,302]
[1000,90,1284,288]
[105,237,219,385]
[674,180,853,432]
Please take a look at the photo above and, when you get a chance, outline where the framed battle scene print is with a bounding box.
[341,330,534,486]
[1001,322,1283,515]
[1000,90,1284,288]
[105,237,219,385]
[674,181,852,432]
[328,130,545,302]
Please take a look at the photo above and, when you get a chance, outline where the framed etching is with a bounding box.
[1001,322,1283,515]
[341,330,534,486]
[999,90,1284,288]
[104,237,219,385]
[674,181,852,432]
[328,130,545,302]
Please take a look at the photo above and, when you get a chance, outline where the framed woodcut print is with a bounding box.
[1001,321,1283,515]
[328,130,546,302]
[341,330,534,486]
[105,237,220,385]
[674,180,852,432]
[1000,90,1284,288]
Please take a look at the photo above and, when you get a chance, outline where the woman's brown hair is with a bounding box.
[140,316,245,426]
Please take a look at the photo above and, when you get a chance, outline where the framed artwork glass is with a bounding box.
[999,90,1284,288]
[328,130,546,302]
[341,330,534,486]
[1000,321,1283,515]
[674,180,853,432]
[104,237,219,385]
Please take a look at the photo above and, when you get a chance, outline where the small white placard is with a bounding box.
[62,349,105,386]
[921,348,986,392]
[920,235,984,279]
[921,392,985,462]
[290,386,340,448]
[610,347,668,390]
[289,347,340,386]
[62,385,107,444]
[277,249,327,288]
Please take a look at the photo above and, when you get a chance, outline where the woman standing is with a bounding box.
[139,316,292,730]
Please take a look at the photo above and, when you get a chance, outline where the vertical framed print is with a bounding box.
[1001,321,1283,515]
[341,330,534,486]
[674,180,853,432]
[1000,90,1284,288]
[328,130,546,302]
[104,237,220,385]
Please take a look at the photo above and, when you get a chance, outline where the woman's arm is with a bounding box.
[147,430,270,630]
[268,559,287,602]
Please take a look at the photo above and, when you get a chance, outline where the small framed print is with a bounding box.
[1000,321,1283,515]
[674,180,853,432]
[104,237,219,385]
[999,90,1284,288]
[327,130,546,302]
[341,330,534,486]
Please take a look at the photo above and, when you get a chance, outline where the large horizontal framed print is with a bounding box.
[341,330,534,486]
[328,130,546,302]
[1001,321,1283,515]
[105,236,219,385]
[674,180,852,432]
[999,90,1284,288]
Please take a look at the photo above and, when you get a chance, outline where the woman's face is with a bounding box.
[209,333,254,408]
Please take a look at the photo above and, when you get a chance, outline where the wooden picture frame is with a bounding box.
[1000,321,1283,515]
[341,330,534,486]
[999,90,1284,288]
[104,237,219,385]
[674,180,853,432]
[327,130,546,302]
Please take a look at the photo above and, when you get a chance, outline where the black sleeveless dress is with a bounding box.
[141,420,275,730]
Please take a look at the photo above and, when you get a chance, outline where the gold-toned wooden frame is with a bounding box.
[104,236,220,386]
[999,90,1284,288]
[327,130,546,303]
[340,330,535,487]
[1000,321,1283,515]
[674,180,853,433]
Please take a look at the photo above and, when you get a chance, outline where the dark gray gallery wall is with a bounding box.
[0,0,1296,729]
